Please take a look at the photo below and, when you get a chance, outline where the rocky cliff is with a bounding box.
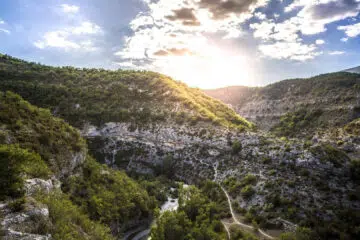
[205,73,360,136]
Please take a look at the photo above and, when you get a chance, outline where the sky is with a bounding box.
[0,0,360,89]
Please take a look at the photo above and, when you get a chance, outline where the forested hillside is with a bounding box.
[0,91,157,239]
[0,54,252,130]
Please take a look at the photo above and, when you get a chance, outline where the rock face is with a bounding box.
[0,179,57,240]
[83,120,360,233]
[204,72,360,132]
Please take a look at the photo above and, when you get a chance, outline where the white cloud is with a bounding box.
[250,17,322,61]
[34,31,80,49]
[284,0,310,12]
[329,51,345,55]
[249,0,359,61]
[71,22,102,35]
[284,0,360,35]
[338,22,360,38]
[0,28,10,34]
[254,12,266,20]
[0,18,10,34]
[61,4,79,14]
[258,41,320,61]
[341,37,349,42]
[34,22,102,51]
[315,39,325,45]
[250,20,276,40]
[116,0,271,71]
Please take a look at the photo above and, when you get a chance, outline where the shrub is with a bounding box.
[0,145,51,200]
[232,140,242,154]
[241,185,255,199]
[37,192,114,240]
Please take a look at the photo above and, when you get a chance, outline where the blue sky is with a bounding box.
[0,0,359,88]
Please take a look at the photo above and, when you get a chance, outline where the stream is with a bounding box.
[125,189,182,240]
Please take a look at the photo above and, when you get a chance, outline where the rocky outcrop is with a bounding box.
[1,197,52,240]
[1,176,61,239]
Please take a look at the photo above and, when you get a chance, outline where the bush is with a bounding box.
[241,185,255,199]
[232,140,242,154]
[8,197,26,212]
[37,192,114,240]
[310,144,350,167]
[0,145,51,200]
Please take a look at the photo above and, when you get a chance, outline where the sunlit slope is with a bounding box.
[0,54,253,130]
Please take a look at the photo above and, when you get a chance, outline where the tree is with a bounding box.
[232,140,242,154]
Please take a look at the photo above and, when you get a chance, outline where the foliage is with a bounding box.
[0,91,86,177]
[0,54,253,130]
[232,140,242,154]
[151,185,227,240]
[0,92,158,238]
[241,185,255,199]
[279,227,313,240]
[272,108,323,137]
[199,180,231,218]
[63,156,157,233]
[229,225,258,240]
[310,144,350,167]
[223,174,257,198]
[0,144,51,200]
[37,191,114,240]
[344,118,360,135]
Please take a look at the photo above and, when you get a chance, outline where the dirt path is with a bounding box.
[220,186,275,239]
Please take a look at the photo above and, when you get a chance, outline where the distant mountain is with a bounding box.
[205,72,360,136]
[345,66,360,74]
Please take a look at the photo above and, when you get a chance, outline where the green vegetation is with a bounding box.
[64,156,156,234]
[0,92,156,238]
[278,227,313,240]
[344,118,360,135]
[231,140,242,154]
[272,108,323,137]
[0,144,51,200]
[229,225,258,240]
[0,91,86,177]
[223,174,257,198]
[241,185,255,199]
[0,54,253,130]
[37,191,114,240]
[206,72,360,135]
[151,185,227,240]
[310,144,350,167]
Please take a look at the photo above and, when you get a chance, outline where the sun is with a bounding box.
[156,48,256,89]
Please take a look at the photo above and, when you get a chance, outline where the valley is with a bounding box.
[0,54,359,240]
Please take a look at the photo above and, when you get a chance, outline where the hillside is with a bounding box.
[1,55,359,240]
[0,54,252,131]
[345,66,360,74]
[205,72,360,136]
[0,91,157,239]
